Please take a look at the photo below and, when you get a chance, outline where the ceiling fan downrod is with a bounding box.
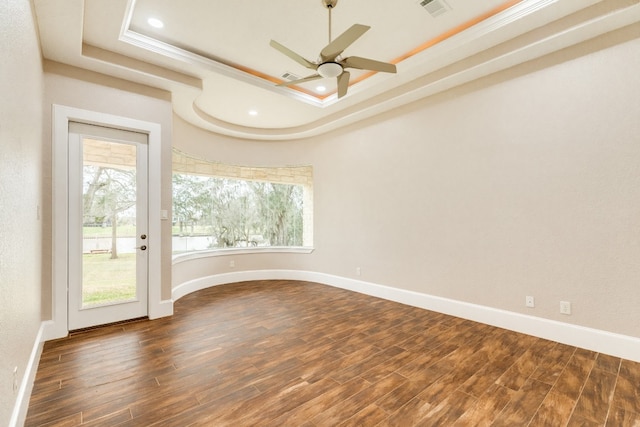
[322,0,339,44]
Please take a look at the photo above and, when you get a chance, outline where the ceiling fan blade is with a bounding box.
[320,24,370,62]
[270,40,317,70]
[337,71,350,98]
[342,56,397,74]
[277,74,323,87]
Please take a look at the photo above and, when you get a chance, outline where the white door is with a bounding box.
[68,122,149,330]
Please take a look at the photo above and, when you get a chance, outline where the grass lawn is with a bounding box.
[83,225,137,238]
[82,253,136,306]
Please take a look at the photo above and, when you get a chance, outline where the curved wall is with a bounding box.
[173,24,640,345]
[172,251,315,291]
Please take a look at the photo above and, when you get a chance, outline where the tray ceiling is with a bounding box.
[34,0,640,140]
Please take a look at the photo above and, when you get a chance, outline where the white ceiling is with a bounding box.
[33,0,640,140]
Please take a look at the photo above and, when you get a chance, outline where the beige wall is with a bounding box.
[173,23,640,339]
[2,0,636,422]
[0,0,44,424]
[42,67,175,304]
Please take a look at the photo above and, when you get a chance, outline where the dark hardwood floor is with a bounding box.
[26,280,640,426]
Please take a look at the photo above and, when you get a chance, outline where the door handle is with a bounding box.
[136,245,147,251]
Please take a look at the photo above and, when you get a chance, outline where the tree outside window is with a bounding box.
[171,151,312,253]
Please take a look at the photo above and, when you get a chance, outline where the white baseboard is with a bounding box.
[172,269,640,363]
[172,270,310,301]
[9,322,48,427]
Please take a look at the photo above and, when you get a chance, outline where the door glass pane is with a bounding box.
[82,138,137,307]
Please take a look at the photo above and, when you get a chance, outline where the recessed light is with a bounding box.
[147,18,164,29]
[316,86,327,93]
[248,110,258,116]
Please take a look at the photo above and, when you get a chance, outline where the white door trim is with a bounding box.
[48,104,169,340]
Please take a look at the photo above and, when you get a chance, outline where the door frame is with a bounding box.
[49,105,168,339]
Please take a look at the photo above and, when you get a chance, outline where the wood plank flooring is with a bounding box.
[26,280,640,426]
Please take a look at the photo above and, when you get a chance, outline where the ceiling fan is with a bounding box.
[270,0,397,98]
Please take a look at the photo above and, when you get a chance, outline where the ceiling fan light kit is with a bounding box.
[317,62,343,78]
[270,0,396,98]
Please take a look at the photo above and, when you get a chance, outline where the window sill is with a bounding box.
[172,247,314,265]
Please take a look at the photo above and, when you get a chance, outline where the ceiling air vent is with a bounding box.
[281,72,301,81]
[419,0,451,17]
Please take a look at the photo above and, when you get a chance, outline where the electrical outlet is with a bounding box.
[356,267,361,276]
[560,301,571,315]
[229,260,235,268]
[525,296,535,308]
